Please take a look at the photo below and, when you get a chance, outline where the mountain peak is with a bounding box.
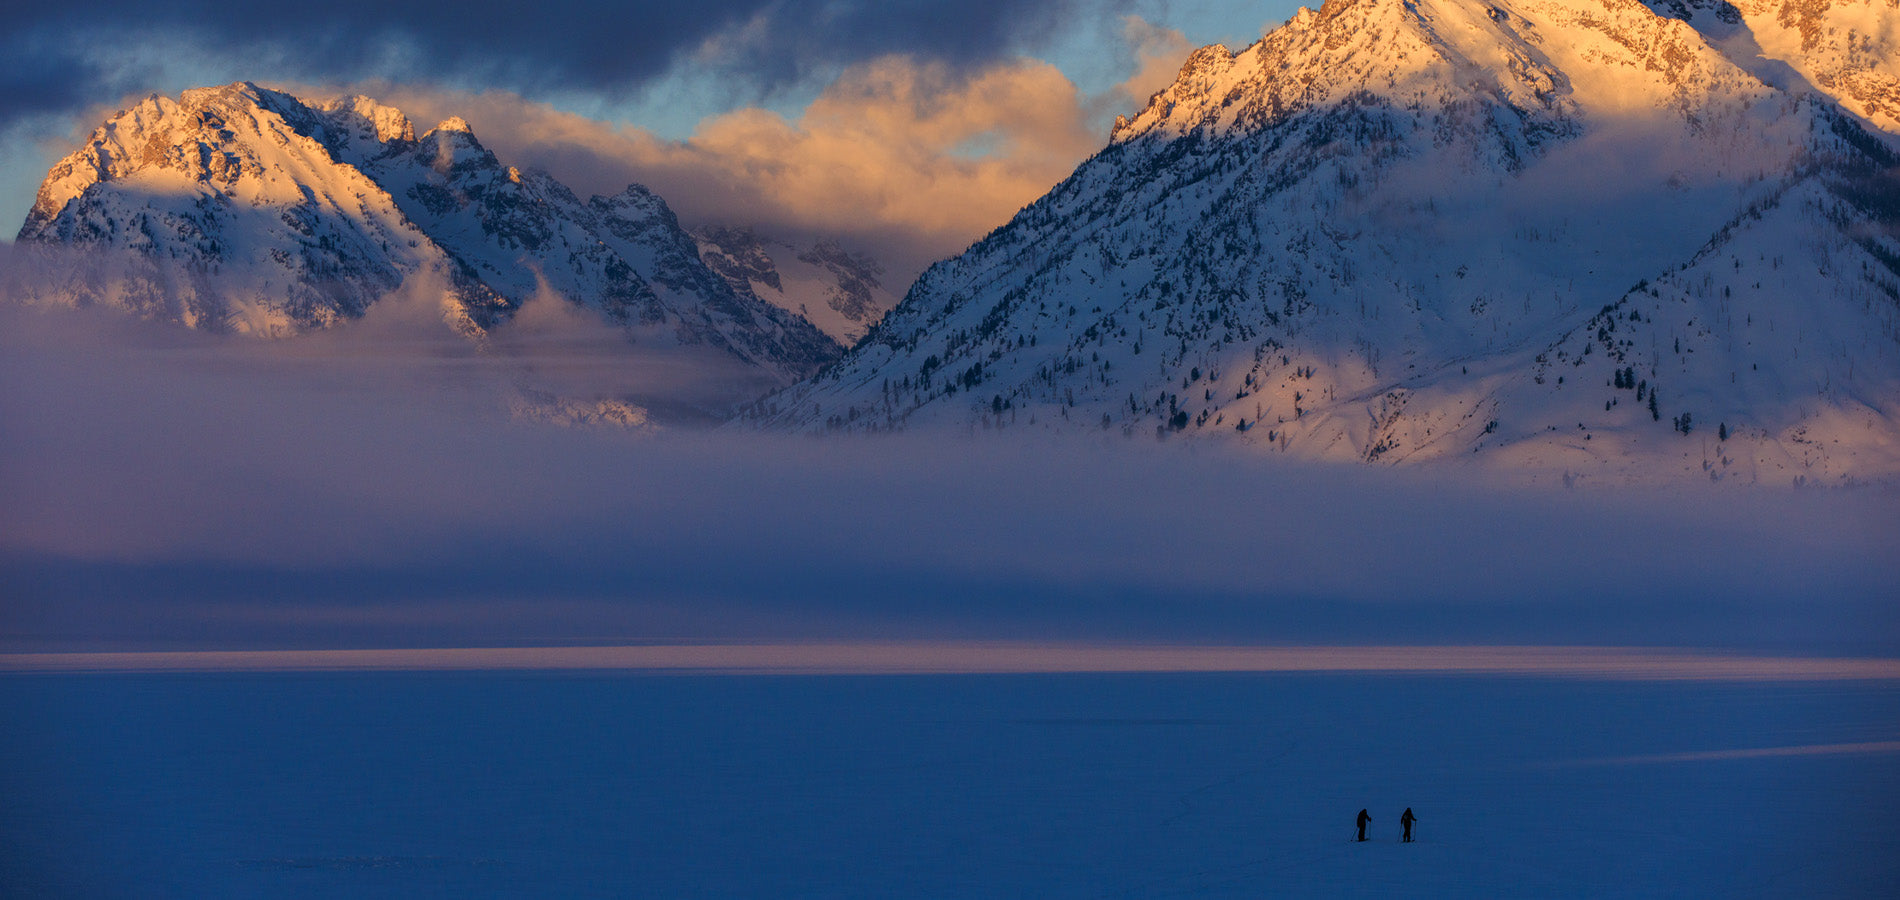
[1109,0,1776,149]
[175,81,309,120]
[16,83,846,395]
[748,0,1900,483]
[319,95,417,144]
[418,117,492,172]
[178,80,263,104]
[591,182,667,218]
[1178,43,1236,77]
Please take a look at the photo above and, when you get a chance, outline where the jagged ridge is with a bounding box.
[16,83,842,384]
[694,225,898,346]
[747,0,1900,484]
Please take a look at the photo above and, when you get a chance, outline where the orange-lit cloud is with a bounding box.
[369,55,1102,275]
[1115,16,1192,107]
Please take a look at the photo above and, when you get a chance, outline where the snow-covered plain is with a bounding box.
[1,670,1895,897]
[2,254,1896,896]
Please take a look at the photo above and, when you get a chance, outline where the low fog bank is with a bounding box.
[0,244,781,424]
[2,303,1896,655]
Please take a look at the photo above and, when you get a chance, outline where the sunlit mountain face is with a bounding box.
[748,0,1900,485]
[2,3,1899,897]
[13,84,841,382]
[9,1,1898,482]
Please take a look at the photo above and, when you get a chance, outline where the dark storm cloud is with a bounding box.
[0,38,110,123]
[0,0,1099,128]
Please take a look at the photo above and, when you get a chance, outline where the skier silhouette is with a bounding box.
[1356,808,1371,842]
[1400,807,1417,843]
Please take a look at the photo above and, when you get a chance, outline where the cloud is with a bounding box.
[0,241,770,426]
[0,35,112,125]
[647,56,1102,264]
[0,1,1157,253]
[0,0,1215,273]
[1,297,1896,655]
[366,55,1103,276]
[0,1,1112,131]
[1115,16,1192,107]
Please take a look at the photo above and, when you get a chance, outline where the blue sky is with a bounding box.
[0,0,1302,256]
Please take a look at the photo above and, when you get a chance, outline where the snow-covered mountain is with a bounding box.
[747,0,1900,484]
[14,83,841,385]
[694,226,897,346]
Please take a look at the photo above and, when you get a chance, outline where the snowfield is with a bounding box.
[3,3,1897,895]
[1,670,1895,898]
[2,289,1894,896]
